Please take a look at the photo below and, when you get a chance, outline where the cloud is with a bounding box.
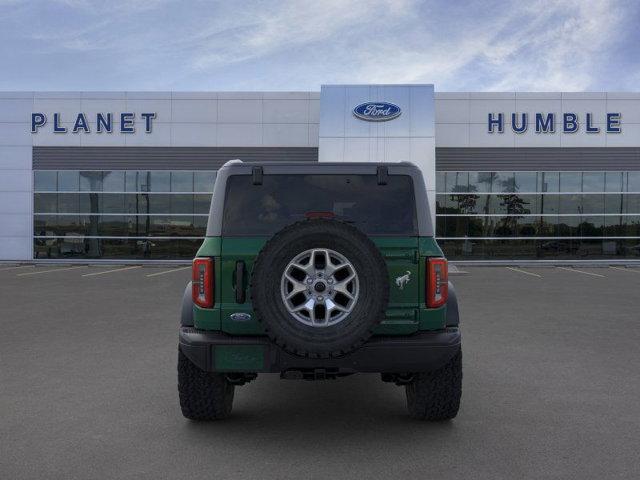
[283,0,630,91]
[0,0,637,91]
[189,0,415,70]
[480,0,626,91]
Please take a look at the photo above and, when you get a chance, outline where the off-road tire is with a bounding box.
[178,349,234,420]
[405,349,462,420]
[251,218,389,359]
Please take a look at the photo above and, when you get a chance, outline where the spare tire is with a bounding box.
[251,219,389,358]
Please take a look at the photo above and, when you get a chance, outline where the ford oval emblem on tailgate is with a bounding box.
[353,102,402,122]
[230,312,252,322]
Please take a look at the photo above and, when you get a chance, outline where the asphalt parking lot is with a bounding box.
[1,264,639,479]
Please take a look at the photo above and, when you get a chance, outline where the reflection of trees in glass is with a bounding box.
[609,192,625,234]
[477,173,495,236]
[136,172,151,256]
[458,187,480,212]
[538,217,556,237]
[79,172,102,257]
[449,189,479,238]
[446,172,479,237]
[496,176,532,237]
[500,175,516,192]
[517,219,537,237]
[477,172,494,196]
[499,194,531,214]
[579,219,601,237]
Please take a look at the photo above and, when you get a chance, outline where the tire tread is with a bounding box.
[178,349,234,420]
[406,349,462,421]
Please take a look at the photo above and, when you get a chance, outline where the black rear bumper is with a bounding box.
[179,327,461,374]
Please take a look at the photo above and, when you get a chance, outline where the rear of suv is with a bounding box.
[178,160,461,420]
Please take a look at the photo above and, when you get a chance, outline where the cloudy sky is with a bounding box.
[0,0,638,92]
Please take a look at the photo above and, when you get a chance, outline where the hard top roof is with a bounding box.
[221,159,418,168]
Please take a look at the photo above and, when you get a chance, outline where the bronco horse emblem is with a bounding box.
[395,271,411,290]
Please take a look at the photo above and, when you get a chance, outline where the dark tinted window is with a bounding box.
[222,174,417,236]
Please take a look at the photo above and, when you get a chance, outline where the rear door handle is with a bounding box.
[235,261,246,304]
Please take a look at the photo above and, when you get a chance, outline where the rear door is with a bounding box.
[219,237,267,335]
[218,172,419,335]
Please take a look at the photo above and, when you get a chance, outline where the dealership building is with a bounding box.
[0,84,639,262]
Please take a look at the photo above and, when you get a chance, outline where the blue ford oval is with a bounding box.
[353,102,402,122]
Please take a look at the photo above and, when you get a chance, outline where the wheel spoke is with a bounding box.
[285,282,307,299]
[325,262,349,277]
[325,298,347,313]
[291,262,314,276]
[284,272,309,299]
[292,297,314,313]
[333,273,356,299]
[284,272,302,285]
[307,298,317,322]
[281,248,358,327]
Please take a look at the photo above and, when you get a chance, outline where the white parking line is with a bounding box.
[17,266,86,276]
[146,266,191,277]
[448,265,468,275]
[609,266,640,274]
[506,267,542,278]
[82,265,142,277]
[0,265,34,272]
[557,266,605,278]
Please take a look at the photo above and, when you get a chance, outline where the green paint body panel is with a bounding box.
[195,237,222,257]
[193,235,448,335]
[214,345,265,371]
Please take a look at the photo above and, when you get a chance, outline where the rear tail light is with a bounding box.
[192,257,214,308]
[426,258,448,308]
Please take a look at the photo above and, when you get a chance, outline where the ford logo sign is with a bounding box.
[353,102,401,122]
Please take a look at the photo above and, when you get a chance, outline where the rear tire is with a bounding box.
[405,349,462,420]
[178,349,234,420]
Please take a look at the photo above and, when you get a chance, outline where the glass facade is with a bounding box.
[33,170,216,259]
[436,171,640,260]
[33,168,640,260]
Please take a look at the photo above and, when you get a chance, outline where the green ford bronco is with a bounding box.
[178,160,462,420]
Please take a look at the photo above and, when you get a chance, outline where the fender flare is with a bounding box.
[180,281,194,327]
[446,281,460,327]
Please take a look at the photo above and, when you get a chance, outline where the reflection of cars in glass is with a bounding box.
[177,160,462,421]
[575,242,604,257]
[540,241,563,252]
[34,231,60,258]
[160,219,194,237]
[461,238,474,254]
[136,239,156,257]
[60,233,85,256]
[618,242,640,256]
[541,240,579,255]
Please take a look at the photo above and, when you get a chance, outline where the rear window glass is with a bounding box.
[222,174,417,236]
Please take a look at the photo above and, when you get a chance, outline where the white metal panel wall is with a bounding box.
[27,92,320,148]
[0,91,322,260]
[0,92,32,261]
[318,84,436,220]
[434,92,640,148]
